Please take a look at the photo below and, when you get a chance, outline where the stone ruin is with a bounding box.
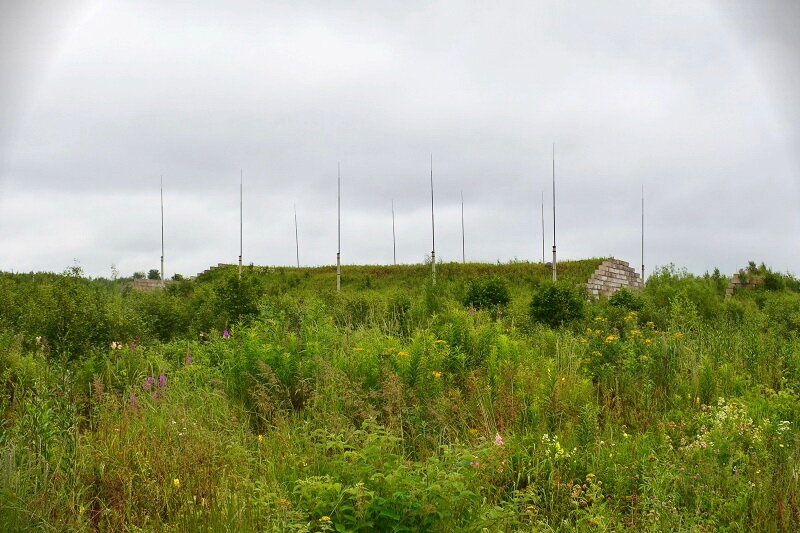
[586,258,644,297]
[725,272,763,296]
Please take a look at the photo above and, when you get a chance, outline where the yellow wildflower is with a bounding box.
[629,329,641,336]
[397,351,409,357]
[640,355,649,361]
[645,339,652,344]
[354,347,364,351]
[321,516,331,522]
[579,338,588,343]
[604,335,619,343]
[435,339,446,344]
[258,434,264,442]
[432,371,442,378]
[173,478,180,488]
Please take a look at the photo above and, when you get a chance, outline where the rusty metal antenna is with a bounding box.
[238,168,243,279]
[392,199,397,265]
[641,184,645,282]
[336,162,341,291]
[461,190,465,264]
[160,175,164,286]
[294,203,299,268]
[430,154,436,283]
[552,143,557,281]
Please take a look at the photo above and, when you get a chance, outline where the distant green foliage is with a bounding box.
[2,260,800,531]
[529,281,586,327]
[214,271,265,325]
[132,271,145,280]
[147,269,161,280]
[462,276,511,310]
[608,287,643,311]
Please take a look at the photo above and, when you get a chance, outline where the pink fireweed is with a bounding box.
[223,330,230,339]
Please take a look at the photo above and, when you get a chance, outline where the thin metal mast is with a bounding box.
[238,168,243,279]
[541,190,545,263]
[160,176,164,286]
[461,190,465,264]
[336,163,341,292]
[641,184,645,282]
[552,144,557,281]
[294,204,300,268]
[430,154,436,283]
[391,199,397,265]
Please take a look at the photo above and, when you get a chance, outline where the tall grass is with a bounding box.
[1,261,799,531]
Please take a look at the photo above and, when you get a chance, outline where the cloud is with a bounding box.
[1,0,798,277]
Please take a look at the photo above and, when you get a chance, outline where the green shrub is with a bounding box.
[529,281,585,328]
[462,276,511,310]
[608,288,643,311]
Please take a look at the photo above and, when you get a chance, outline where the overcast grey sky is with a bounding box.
[1,0,798,278]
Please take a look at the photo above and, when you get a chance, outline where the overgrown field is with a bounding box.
[1,260,799,531]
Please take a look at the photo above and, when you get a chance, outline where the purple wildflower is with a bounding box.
[130,343,137,351]
[158,374,167,388]
[184,354,193,365]
[129,392,138,406]
[222,330,230,339]
[494,433,505,447]
[143,376,155,389]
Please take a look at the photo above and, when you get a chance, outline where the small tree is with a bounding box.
[463,276,511,310]
[132,271,146,280]
[147,269,161,280]
[529,281,585,328]
[609,288,644,311]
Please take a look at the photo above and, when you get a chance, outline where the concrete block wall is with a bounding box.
[725,272,763,296]
[130,279,170,291]
[586,258,643,297]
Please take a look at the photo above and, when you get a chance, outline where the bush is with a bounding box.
[608,288,644,311]
[148,269,161,280]
[462,276,511,310]
[529,281,585,328]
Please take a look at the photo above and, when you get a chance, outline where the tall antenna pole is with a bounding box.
[160,175,164,287]
[294,203,300,268]
[430,153,436,284]
[336,162,341,292]
[238,168,243,279]
[552,143,557,281]
[541,190,545,263]
[391,199,397,265]
[461,190,465,264]
[641,184,645,282]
